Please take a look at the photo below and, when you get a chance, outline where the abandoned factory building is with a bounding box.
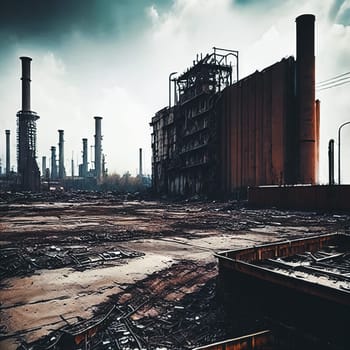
[150,14,320,197]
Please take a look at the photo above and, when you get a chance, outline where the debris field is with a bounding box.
[1,193,350,349]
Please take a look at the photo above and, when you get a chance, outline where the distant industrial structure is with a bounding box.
[78,138,89,178]
[139,148,143,176]
[0,56,113,192]
[5,130,10,176]
[41,156,46,179]
[16,57,41,191]
[58,129,66,180]
[48,116,105,190]
[50,146,58,180]
[94,116,103,182]
[150,15,319,197]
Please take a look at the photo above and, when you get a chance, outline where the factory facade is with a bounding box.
[150,14,319,197]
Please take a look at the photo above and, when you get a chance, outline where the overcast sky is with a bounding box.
[0,0,349,182]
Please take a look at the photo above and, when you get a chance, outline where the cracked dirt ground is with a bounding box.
[0,195,349,349]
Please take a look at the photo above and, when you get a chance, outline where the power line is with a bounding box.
[316,79,350,91]
[316,71,350,86]
[316,75,350,87]
[316,77,350,90]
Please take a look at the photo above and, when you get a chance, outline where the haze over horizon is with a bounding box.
[0,0,349,182]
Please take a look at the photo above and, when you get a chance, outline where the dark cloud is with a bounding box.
[0,0,172,46]
[328,0,350,25]
[234,0,284,8]
[337,7,350,25]
[328,0,344,21]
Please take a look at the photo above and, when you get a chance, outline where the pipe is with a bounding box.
[169,72,177,108]
[296,14,316,184]
[337,121,350,184]
[58,130,65,179]
[328,139,335,185]
[173,79,178,106]
[139,148,143,176]
[51,146,57,180]
[5,130,10,175]
[94,116,102,181]
[20,57,32,112]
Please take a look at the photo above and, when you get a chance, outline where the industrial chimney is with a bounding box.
[21,57,32,112]
[94,116,102,181]
[17,56,40,191]
[296,14,316,184]
[42,156,46,178]
[82,138,88,177]
[5,130,10,175]
[139,148,143,176]
[51,146,58,180]
[58,130,65,179]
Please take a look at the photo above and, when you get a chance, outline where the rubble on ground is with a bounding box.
[1,192,350,349]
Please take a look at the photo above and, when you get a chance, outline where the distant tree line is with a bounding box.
[100,172,151,193]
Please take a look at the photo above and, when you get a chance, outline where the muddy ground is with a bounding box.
[0,193,349,349]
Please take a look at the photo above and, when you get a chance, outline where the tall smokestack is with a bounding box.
[42,156,46,177]
[17,56,40,191]
[94,116,102,181]
[296,14,316,184]
[58,129,65,179]
[5,130,10,175]
[51,146,57,180]
[139,148,143,176]
[20,57,32,111]
[82,138,88,177]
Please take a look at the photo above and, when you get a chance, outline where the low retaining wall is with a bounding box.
[248,185,350,211]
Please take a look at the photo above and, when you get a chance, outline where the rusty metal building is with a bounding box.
[150,14,319,197]
[151,48,238,196]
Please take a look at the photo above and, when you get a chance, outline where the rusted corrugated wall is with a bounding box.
[219,57,297,193]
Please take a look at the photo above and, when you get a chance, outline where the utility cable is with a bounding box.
[316,71,350,86]
[316,75,350,88]
[316,79,350,91]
